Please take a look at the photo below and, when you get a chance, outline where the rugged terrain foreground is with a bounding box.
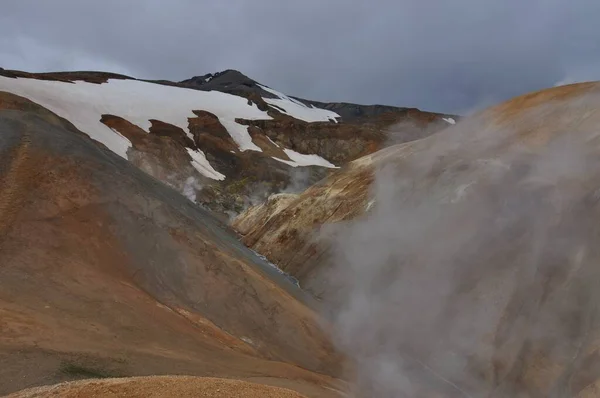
[6,376,309,398]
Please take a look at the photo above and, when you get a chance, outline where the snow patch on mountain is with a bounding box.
[266,136,279,147]
[186,148,226,180]
[272,149,338,168]
[443,117,456,125]
[0,76,269,159]
[258,84,340,123]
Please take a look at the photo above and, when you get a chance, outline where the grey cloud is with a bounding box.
[1,0,600,113]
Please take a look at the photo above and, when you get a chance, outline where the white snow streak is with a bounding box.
[272,149,338,168]
[259,84,340,123]
[266,136,279,147]
[284,149,337,168]
[186,148,226,180]
[443,117,456,125]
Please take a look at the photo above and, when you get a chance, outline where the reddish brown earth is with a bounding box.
[0,92,346,397]
[6,376,311,398]
[189,110,238,152]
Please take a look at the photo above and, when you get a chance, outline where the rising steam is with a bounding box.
[322,94,600,397]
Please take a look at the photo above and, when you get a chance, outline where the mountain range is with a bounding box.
[3,67,597,397]
[0,67,455,219]
[0,67,455,397]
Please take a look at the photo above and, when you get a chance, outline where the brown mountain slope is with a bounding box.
[0,92,344,397]
[233,81,600,396]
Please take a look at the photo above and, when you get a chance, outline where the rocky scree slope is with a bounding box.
[0,67,455,219]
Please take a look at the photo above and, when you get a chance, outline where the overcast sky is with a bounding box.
[2,0,600,114]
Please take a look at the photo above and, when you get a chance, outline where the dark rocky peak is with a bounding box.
[180,69,279,99]
[179,69,446,123]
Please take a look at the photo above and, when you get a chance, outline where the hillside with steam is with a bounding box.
[235,81,600,396]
